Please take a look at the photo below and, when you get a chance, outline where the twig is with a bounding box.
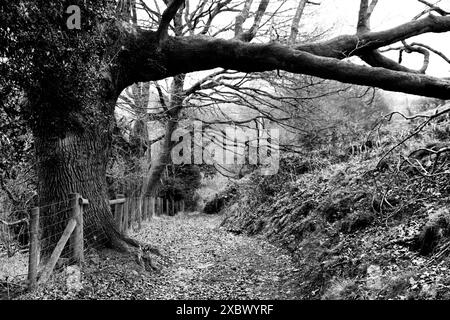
[0,218,29,226]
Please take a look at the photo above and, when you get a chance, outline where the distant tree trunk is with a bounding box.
[127,82,151,197]
[142,114,180,197]
[141,74,185,197]
[140,12,186,198]
[288,0,308,45]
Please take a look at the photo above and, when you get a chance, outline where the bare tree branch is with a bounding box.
[410,42,450,65]
[235,0,254,37]
[156,0,185,43]
[0,175,19,205]
[237,0,270,42]
[122,32,450,99]
[357,0,378,33]
[295,14,450,59]
[289,0,308,45]
[417,0,449,16]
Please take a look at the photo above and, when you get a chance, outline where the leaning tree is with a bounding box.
[1,0,450,260]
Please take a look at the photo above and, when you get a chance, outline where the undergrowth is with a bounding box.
[222,116,450,300]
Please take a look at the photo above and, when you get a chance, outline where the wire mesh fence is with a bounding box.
[110,196,185,234]
[0,197,80,298]
[1,205,33,299]
[0,193,185,298]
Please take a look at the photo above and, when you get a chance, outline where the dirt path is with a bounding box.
[132,212,302,299]
[20,212,303,300]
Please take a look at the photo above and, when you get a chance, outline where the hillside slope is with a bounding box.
[221,126,450,300]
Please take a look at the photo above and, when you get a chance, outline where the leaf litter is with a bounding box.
[19,212,303,300]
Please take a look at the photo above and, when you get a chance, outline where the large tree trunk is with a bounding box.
[35,127,120,255]
[32,95,152,260]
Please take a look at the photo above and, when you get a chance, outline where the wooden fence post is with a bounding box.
[181,200,185,213]
[28,207,39,291]
[123,198,129,233]
[70,193,86,264]
[141,198,146,222]
[137,197,142,229]
[110,197,126,232]
[133,198,137,226]
[131,197,137,229]
[148,197,152,219]
[115,194,125,232]
[151,197,155,217]
[148,197,152,218]
[128,198,133,228]
[38,219,77,285]
[131,197,136,228]
[144,197,149,221]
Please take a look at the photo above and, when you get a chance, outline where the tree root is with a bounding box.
[110,235,168,272]
[122,236,163,257]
